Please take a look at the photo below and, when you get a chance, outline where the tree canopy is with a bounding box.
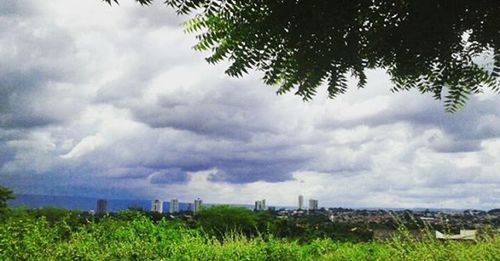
[105,0,500,112]
[194,205,258,238]
[0,185,14,212]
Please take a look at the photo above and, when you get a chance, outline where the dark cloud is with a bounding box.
[0,7,84,130]
[148,168,187,184]
[130,81,284,141]
[0,0,499,209]
[0,143,15,169]
[0,1,36,16]
[429,137,481,153]
[0,71,57,128]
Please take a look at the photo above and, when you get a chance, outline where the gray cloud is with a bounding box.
[130,81,287,140]
[148,168,187,184]
[0,1,36,16]
[125,1,186,28]
[0,0,499,209]
[0,5,90,130]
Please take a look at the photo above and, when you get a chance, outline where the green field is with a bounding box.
[1,207,499,260]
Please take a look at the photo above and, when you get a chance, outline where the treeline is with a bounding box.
[1,184,500,260]
[1,206,500,260]
[1,205,374,243]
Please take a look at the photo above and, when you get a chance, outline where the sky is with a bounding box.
[0,0,499,210]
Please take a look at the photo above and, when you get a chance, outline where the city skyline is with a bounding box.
[9,193,499,213]
[92,195,322,212]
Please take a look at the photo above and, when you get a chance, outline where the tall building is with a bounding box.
[151,199,163,213]
[187,203,193,212]
[254,200,262,211]
[298,195,304,210]
[169,198,179,213]
[194,198,202,213]
[309,199,318,211]
[96,199,107,215]
[254,199,267,211]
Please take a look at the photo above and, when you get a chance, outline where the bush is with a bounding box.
[194,205,258,239]
[1,208,499,260]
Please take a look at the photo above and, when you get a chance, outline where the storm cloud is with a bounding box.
[0,0,499,209]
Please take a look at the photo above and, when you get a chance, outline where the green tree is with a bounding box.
[0,185,14,212]
[105,0,500,112]
[194,205,258,238]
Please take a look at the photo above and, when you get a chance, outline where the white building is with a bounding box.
[435,230,476,240]
[309,199,318,211]
[194,198,203,213]
[151,199,163,213]
[255,201,261,211]
[169,198,179,213]
[298,195,304,210]
[254,199,267,211]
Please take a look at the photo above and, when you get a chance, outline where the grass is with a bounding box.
[0,215,499,260]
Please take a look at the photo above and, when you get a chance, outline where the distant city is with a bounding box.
[89,195,308,215]
[91,195,320,215]
[9,193,500,239]
[9,193,494,214]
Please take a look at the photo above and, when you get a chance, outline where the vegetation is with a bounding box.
[1,205,500,260]
[194,205,261,239]
[0,185,14,215]
[1,187,498,259]
[104,0,500,112]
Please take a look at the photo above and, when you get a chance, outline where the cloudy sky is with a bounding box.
[1,0,499,210]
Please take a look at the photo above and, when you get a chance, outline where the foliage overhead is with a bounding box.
[105,0,500,112]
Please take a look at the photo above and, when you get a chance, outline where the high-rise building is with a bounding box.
[169,198,179,213]
[151,199,163,213]
[96,199,107,215]
[194,198,202,213]
[309,199,318,211]
[255,200,262,211]
[254,199,267,211]
[187,203,193,212]
[298,195,304,210]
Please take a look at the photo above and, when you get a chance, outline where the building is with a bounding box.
[435,230,477,240]
[254,200,264,211]
[169,198,179,213]
[298,195,304,210]
[194,198,202,213]
[151,199,163,213]
[96,199,107,215]
[187,203,193,212]
[309,199,318,211]
[255,199,267,211]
